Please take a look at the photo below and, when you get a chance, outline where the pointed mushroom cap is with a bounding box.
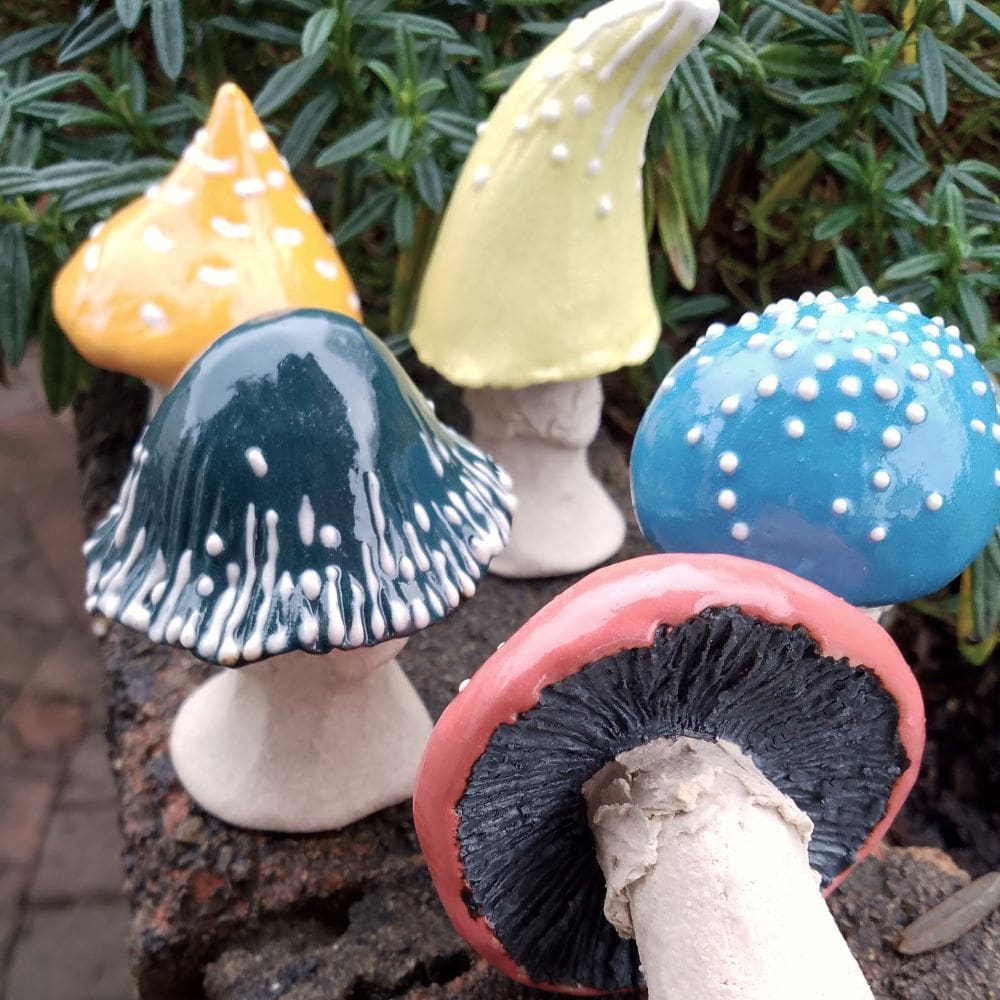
[630,289,1000,605]
[414,553,924,993]
[82,309,515,666]
[52,83,361,387]
[409,0,720,389]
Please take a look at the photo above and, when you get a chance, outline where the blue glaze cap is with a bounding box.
[630,288,1000,606]
[83,309,515,665]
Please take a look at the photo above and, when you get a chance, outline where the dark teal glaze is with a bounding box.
[83,309,515,665]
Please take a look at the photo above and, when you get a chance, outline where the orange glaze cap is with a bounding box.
[52,82,361,388]
[412,552,925,993]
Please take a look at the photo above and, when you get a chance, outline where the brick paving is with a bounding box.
[0,348,132,1000]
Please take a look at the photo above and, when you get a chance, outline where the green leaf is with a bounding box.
[969,530,1000,644]
[957,278,989,342]
[40,311,84,413]
[874,105,924,162]
[943,181,967,238]
[387,117,413,160]
[393,190,415,249]
[879,80,925,113]
[0,25,66,67]
[917,27,947,125]
[676,49,721,131]
[366,59,401,94]
[301,8,337,58]
[355,12,460,42]
[315,118,390,167]
[967,0,1000,34]
[0,226,31,368]
[882,252,946,281]
[814,205,860,240]
[0,160,115,195]
[759,0,848,42]
[413,156,445,213]
[762,111,842,167]
[254,53,326,118]
[757,44,844,80]
[478,60,529,94]
[940,42,1000,99]
[426,109,476,144]
[332,187,395,245]
[7,72,92,110]
[799,83,858,105]
[947,0,966,25]
[207,16,300,45]
[823,150,866,185]
[840,0,869,55]
[59,10,126,63]
[834,244,869,291]
[281,90,338,169]
[115,0,145,30]
[656,170,697,290]
[395,23,419,83]
[150,0,184,80]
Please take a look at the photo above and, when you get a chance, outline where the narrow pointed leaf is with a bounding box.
[762,111,842,166]
[115,0,144,30]
[917,28,947,125]
[0,25,66,66]
[150,0,184,81]
[0,226,31,367]
[315,117,390,166]
[254,53,326,118]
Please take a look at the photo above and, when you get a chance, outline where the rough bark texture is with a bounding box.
[74,371,999,1000]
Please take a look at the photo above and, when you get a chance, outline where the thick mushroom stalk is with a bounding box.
[585,737,874,1000]
[466,378,624,577]
[170,640,431,832]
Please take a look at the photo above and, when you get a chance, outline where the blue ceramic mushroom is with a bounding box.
[630,288,1000,606]
[82,308,515,831]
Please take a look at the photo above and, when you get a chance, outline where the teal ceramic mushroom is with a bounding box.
[83,308,515,831]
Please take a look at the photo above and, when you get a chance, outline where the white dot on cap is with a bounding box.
[853,347,873,364]
[757,375,778,397]
[472,165,490,188]
[573,94,592,115]
[773,340,797,359]
[995,469,1000,487]
[839,328,856,342]
[839,375,862,397]
[551,143,569,163]
[696,356,712,369]
[140,302,167,329]
[596,195,613,217]
[872,470,890,490]
[248,129,269,151]
[266,169,286,188]
[926,492,943,511]
[514,114,531,133]
[205,533,224,556]
[84,244,101,272]
[719,452,739,474]
[799,291,817,305]
[786,418,805,439]
[706,322,726,338]
[686,426,703,445]
[869,526,887,542]
[721,395,740,415]
[946,324,961,338]
[718,489,737,511]
[797,315,819,331]
[816,330,834,343]
[661,376,676,391]
[540,98,561,122]
[888,310,908,324]
[832,498,849,515]
[315,259,339,280]
[731,522,750,541]
[878,345,897,361]
[815,354,835,371]
[906,402,927,424]
[796,377,819,401]
[901,302,921,314]
[347,291,361,311]
[890,332,910,346]
[874,377,899,400]
[739,312,759,328]
[922,341,941,358]
[993,425,1000,443]
[835,411,855,431]
[909,363,930,381]
[274,227,304,246]
[972,381,988,396]
[747,333,769,349]
[935,359,955,377]
[948,344,964,359]
[971,419,986,434]
[882,427,902,449]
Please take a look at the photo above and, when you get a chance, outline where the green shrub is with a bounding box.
[0,0,997,653]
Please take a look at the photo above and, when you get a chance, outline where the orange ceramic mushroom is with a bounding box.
[52,82,361,393]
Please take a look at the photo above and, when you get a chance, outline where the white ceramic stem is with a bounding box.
[464,378,625,578]
[169,638,432,832]
[585,736,874,1000]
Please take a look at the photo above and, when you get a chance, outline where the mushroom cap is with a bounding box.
[83,308,515,666]
[52,82,361,388]
[630,289,1000,606]
[409,0,719,389]
[413,553,924,994]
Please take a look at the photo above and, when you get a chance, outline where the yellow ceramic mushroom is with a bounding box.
[53,82,361,401]
[409,0,719,578]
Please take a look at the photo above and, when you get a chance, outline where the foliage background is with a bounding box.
[0,0,998,654]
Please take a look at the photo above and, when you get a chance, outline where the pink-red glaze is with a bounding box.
[412,552,925,994]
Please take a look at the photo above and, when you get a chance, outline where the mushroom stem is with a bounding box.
[464,378,625,578]
[584,736,874,1000]
[169,638,432,832]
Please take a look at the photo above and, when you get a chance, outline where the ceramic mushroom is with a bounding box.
[52,83,360,409]
[409,0,720,579]
[83,309,514,832]
[631,289,1000,609]
[414,553,924,999]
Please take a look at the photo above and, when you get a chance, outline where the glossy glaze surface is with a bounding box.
[413,553,924,993]
[410,0,719,388]
[53,83,361,387]
[631,289,1000,605]
[83,309,515,665]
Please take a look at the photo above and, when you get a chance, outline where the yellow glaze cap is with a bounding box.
[52,82,362,388]
[410,0,718,389]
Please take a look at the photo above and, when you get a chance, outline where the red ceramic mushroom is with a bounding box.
[413,553,924,999]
